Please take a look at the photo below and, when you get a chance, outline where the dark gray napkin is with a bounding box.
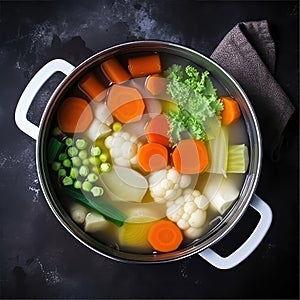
[211,20,295,161]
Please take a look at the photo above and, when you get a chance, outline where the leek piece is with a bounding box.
[206,126,228,177]
[227,144,249,173]
[63,187,127,227]
[47,137,65,163]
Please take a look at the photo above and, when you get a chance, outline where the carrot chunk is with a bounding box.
[57,97,93,133]
[172,139,209,174]
[145,114,170,146]
[102,58,131,84]
[221,96,241,126]
[147,220,183,252]
[145,73,166,95]
[137,143,168,172]
[128,54,162,78]
[106,84,145,123]
[79,72,106,102]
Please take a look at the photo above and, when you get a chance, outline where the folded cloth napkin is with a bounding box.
[210,20,295,161]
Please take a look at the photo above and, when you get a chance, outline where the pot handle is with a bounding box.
[198,194,272,270]
[15,59,75,140]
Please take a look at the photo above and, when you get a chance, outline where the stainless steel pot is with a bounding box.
[15,41,272,269]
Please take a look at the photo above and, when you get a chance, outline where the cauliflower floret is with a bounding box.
[166,188,209,239]
[148,168,192,203]
[105,130,141,168]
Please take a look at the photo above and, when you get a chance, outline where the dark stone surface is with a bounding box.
[0,1,298,299]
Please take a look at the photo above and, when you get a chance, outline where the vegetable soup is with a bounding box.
[47,51,249,254]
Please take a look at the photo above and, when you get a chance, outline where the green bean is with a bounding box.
[87,173,98,183]
[100,162,111,173]
[82,181,92,192]
[58,168,67,177]
[73,180,82,189]
[63,158,72,168]
[79,165,89,177]
[51,161,61,171]
[99,153,108,162]
[75,138,87,150]
[65,137,73,147]
[91,186,104,197]
[70,167,79,179]
[90,146,101,157]
[71,156,81,167]
[68,146,78,157]
[78,150,88,160]
[58,153,68,161]
[62,176,73,186]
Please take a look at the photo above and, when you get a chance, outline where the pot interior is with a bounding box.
[37,41,261,263]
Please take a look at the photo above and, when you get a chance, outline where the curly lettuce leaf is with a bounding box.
[165,65,223,143]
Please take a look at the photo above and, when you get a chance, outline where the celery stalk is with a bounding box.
[206,126,228,177]
[227,144,249,173]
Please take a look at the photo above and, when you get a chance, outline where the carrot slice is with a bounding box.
[107,84,145,123]
[128,54,162,78]
[145,74,166,95]
[147,220,183,252]
[221,96,241,126]
[172,139,209,174]
[145,114,170,146]
[137,143,168,172]
[79,72,106,102]
[102,58,131,84]
[57,97,93,133]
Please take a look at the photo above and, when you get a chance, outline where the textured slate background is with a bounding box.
[0,1,298,299]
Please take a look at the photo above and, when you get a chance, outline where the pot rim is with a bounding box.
[35,40,262,263]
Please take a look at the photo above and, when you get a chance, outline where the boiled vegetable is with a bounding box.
[166,188,209,239]
[119,216,156,252]
[148,167,192,204]
[79,72,106,102]
[145,114,170,146]
[128,54,162,78]
[99,166,148,203]
[84,211,109,233]
[86,118,112,141]
[102,57,131,84]
[107,84,145,123]
[207,126,228,176]
[165,65,223,143]
[203,174,239,214]
[104,130,140,168]
[227,144,249,173]
[47,137,65,163]
[172,139,209,174]
[137,143,169,172]
[91,101,113,126]
[57,97,93,133]
[63,186,127,226]
[145,74,166,95]
[147,220,183,252]
[221,96,241,126]
[67,201,89,224]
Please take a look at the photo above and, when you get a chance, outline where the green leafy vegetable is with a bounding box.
[47,137,66,163]
[63,187,127,227]
[164,65,223,143]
